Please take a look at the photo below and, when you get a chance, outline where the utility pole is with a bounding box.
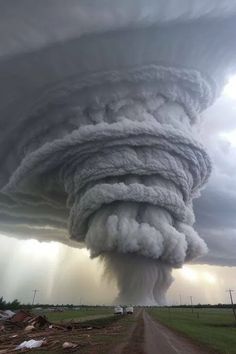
[179,294,182,306]
[226,289,236,321]
[32,289,39,306]
[190,296,193,313]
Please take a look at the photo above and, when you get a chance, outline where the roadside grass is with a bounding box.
[39,306,113,323]
[148,307,236,354]
[79,314,121,327]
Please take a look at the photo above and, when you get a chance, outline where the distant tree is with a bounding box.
[0,297,22,310]
[0,296,6,309]
[8,299,21,310]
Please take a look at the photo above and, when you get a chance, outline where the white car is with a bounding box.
[114,306,123,315]
[125,306,134,314]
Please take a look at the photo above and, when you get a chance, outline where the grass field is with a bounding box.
[148,307,236,354]
[37,306,113,323]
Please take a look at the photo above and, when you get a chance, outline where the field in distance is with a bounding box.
[148,307,236,354]
[37,306,113,323]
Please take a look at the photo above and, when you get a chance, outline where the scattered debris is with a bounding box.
[24,324,35,332]
[15,338,46,350]
[0,310,120,353]
[48,323,65,330]
[0,310,15,320]
[62,341,78,349]
[10,310,32,323]
[0,310,50,332]
[28,315,50,328]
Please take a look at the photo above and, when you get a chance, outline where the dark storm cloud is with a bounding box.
[1,1,236,304]
[195,186,236,230]
[193,97,236,266]
[194,186,236,266]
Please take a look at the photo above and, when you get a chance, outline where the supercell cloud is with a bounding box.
[0,1,236,304]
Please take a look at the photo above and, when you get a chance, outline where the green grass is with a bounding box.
[35,306,113,323]
[79,314,120,327]
[148,307,236,354]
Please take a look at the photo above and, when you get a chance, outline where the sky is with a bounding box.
[0,75,236,306]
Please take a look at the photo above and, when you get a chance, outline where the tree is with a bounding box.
[0,296,6,310]
[8,299,21,310]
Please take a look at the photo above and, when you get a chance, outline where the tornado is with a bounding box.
[0,2,236,305]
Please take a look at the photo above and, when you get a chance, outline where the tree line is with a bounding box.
[0,297,111,310]
[0,297,21,310]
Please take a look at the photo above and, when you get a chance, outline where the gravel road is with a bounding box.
[115,309,210,354]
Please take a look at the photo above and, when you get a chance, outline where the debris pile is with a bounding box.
[0,310,49,332]
[0,311,15,321]
[0,309,99,352]
[0,309,122,352]
[15,338,47,350]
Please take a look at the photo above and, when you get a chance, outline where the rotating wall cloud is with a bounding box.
[1,66,211,305]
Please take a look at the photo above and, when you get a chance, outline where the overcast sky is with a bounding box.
[0,77,236,305]
[194,78,236,267]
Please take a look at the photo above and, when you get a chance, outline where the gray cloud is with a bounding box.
[192,96,236,266]
[1,2,236,305]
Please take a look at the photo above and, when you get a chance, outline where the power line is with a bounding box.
[226,289,236,321]
[32,289,39,306]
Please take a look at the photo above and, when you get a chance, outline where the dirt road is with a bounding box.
[117,309,209,354]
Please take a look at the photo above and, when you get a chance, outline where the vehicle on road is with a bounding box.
[125,306,134,314]
[114,306,123,315]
